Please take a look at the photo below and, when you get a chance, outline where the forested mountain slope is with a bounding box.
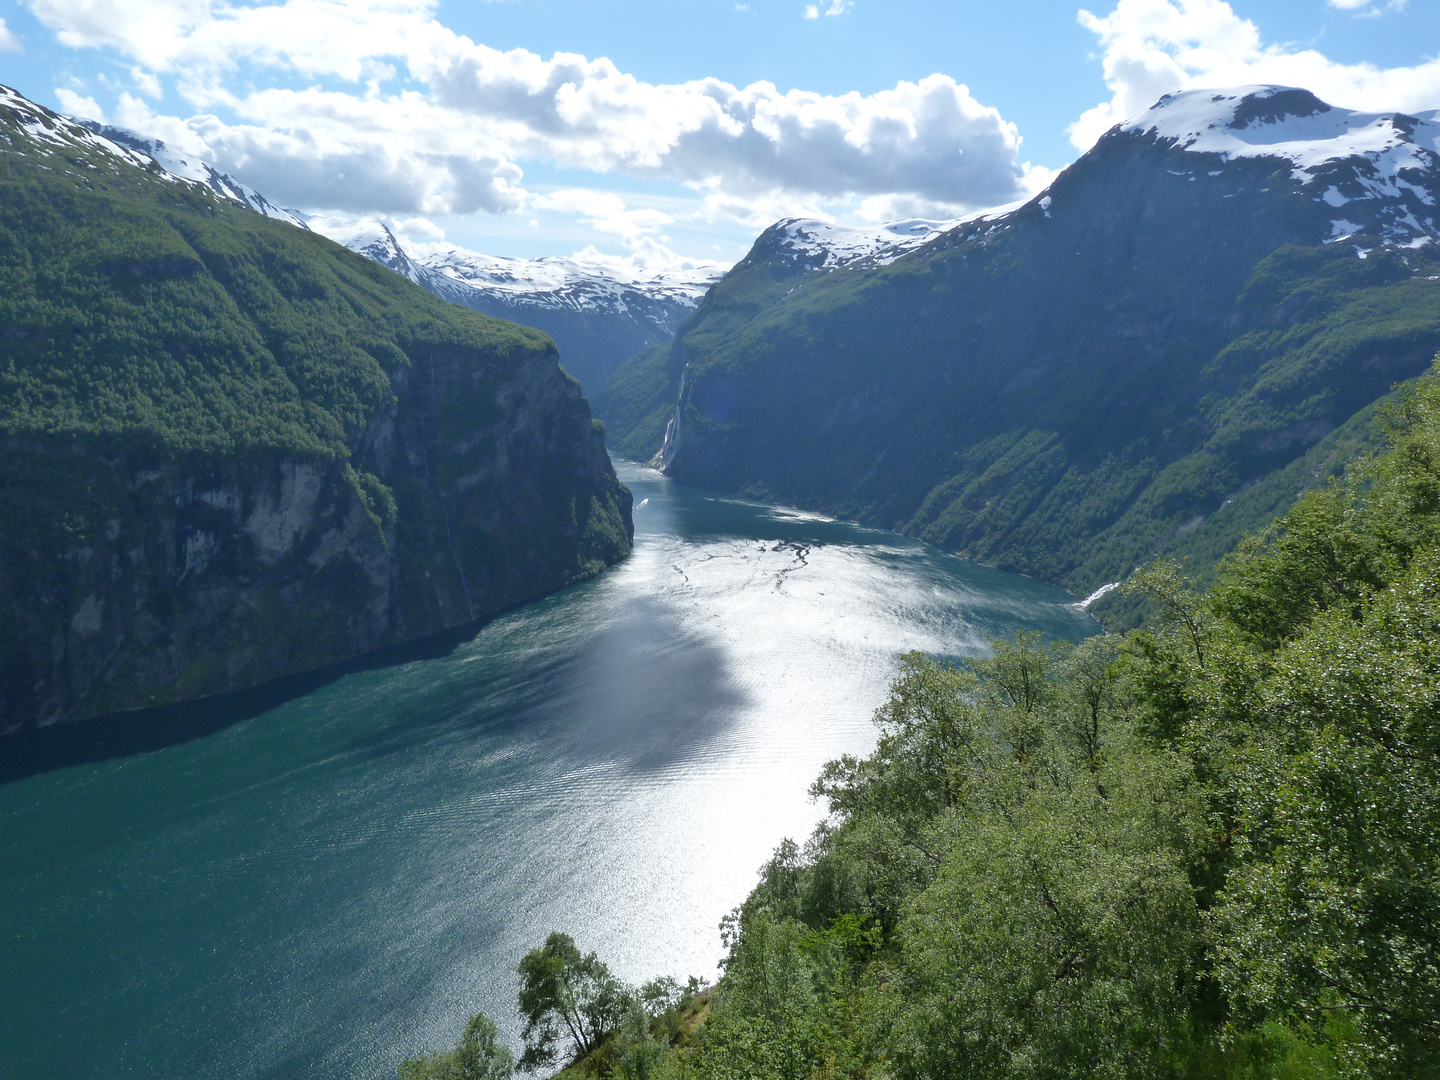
[0,85,632,730]
[70,118,727,399]
[600,86,1440,597]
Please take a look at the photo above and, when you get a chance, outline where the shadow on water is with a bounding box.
[346,594,752,778]
[0,613,507,785]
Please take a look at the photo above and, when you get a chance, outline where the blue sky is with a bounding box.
[1,0,1437,266]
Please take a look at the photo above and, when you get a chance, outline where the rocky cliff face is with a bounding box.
[0,84,632,731]
[1,344,629,731]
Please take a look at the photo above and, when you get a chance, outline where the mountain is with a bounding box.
[76,118,311,230]
[0,84,632,730]
[64,118,727,398]
[745,211,1022,271]
[599,85,1440,604]
[593,208,1017,455]
[311,218,727,396]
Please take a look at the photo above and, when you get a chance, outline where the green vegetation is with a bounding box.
[518,933,636,1070]
[0,108,548,467]
[401,956,708,1080]
[429,366,1440,1079]
[401,1013,516,1080]
[0,92,632,726]
[598,138,1440,609]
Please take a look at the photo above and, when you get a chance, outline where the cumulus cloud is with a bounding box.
[24,0,1033,222]
[530,188,675,247]
[27,0,433,83]
[109,89,524,215]
[0,17,22,51]
[424,45,1028,204]
[1071,0,1440,149]
[1328,0,1407,11]
[55,87,105,121]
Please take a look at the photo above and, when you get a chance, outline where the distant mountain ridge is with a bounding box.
[756,208,1024,272]
[598,85,1440,605]
[309,217,728,394]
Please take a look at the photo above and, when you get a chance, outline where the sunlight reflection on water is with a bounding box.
[0,461,1096,1079]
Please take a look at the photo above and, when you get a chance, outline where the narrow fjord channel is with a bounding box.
[0,461,1096,1080]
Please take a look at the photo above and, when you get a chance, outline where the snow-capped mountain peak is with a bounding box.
[301,215,729,392]
[768,203,1026,272]
[418,244,727,308]
[306,215,728,320]
[1118,86,1440,248]
[0,84,311,229]
[1120,86,1439,175]
[1,84,161,173]
[72,120,309,230]
[306,217,422,280]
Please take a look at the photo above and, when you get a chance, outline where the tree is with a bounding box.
[398,1010,515,1080]
[702,912,832,1080]
[1209,552,1440,1076]
[516,932,633,1070]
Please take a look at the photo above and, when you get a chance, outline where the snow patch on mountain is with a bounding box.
[773,203,1026,271]
[1121,86,1440,247]
[74,120,309,229]
[308,215,728,323]
[1,84,156,172]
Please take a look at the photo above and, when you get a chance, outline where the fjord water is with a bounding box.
[0,462,1095,1079]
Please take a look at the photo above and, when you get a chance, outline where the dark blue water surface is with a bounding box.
[0,462,1096,1079]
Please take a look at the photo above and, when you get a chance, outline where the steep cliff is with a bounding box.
[0,85,632,730]
[601,86,1440,594]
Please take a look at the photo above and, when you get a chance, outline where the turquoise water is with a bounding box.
[0,461,1096,1079]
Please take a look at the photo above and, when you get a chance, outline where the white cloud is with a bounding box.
[1328,0,1406,11]
[569,238,709,274]
[54,87,105,121]
[1071,0,1440,149]
[27,0,434,83]
[391,214,445,240]
[111,86,525,215]
[130,66,162,97]
[425,54,1029,203]
[530,188,675,247]
[804,5,819,18]
[0,16,22,51]
[25,0,1034,221]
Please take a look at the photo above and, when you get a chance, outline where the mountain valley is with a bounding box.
[599,86,1440,612]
